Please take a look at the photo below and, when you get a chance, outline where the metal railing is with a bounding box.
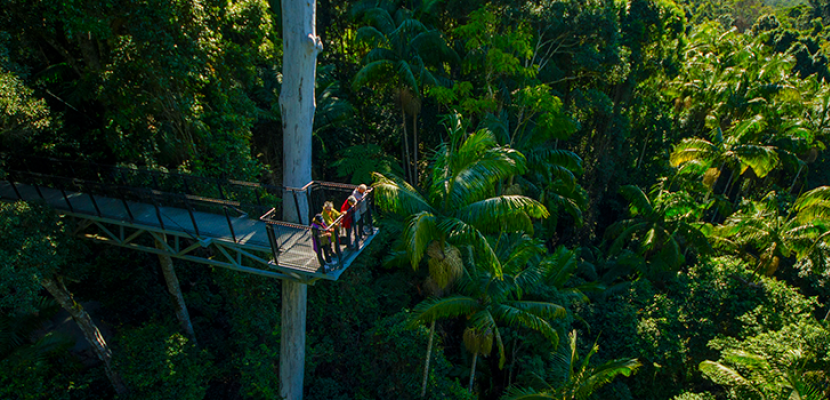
[259,185,374,271]
[2,155,282,244]
[1,154,375,274]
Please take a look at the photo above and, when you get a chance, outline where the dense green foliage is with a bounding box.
[1,0,830,399]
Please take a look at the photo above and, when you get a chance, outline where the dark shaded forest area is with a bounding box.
[1,0,829,399]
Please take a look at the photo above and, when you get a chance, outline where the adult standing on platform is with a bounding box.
[351,184,373,234]
[340,196,359,249]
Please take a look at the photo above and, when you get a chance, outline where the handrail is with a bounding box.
[3,154,376,275]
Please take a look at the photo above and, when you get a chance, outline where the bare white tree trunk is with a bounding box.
[41,276,128,396]
[279,1,321,399]
[155,237,197,345]
[280,0,322,223]
[280,280,307,400]
[420,320,435,398]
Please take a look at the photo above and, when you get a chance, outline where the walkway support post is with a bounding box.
[279,0,321,397]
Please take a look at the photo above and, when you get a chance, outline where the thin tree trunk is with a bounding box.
[402,106,411,183]
[155,238,197,345]
[413,112,419,187]
[788,163,804,194]
[468,352,478,393]
[637,134,651,169]
[41,276,128,396]
[420,320,435,398]
[710,169,735,223]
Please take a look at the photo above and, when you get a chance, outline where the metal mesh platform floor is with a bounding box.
[0,181,376,280]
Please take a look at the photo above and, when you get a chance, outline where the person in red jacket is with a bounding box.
[340,195,358,249]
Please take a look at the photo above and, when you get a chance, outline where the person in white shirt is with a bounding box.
[351,184,373,234]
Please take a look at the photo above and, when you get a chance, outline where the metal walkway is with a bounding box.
[0,156,377,284]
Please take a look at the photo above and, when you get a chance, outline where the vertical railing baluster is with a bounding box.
[291,190,302,225]
[224,206,237,243]
[54,177,74,212]
[333,228,342,268]
[183,194,200,237]
[149,189,165,230]
[7,172,22,199]
[305,185,313,227]
[266,224,280,265]
[87,182,102,217]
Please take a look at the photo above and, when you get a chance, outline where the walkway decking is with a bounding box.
[0,181,376,283]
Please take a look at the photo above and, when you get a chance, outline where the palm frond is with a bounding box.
[371,172,434,216]
[404,211,440,269]
[362,47,399,64]
[619,185,654,218]
[732,144,779,178]
[410,30,460,66]
[354,26,390,49]
[409,295,479,326]
[456,195,549,232]
[361,7,396,34]
[352,59,395,91]
[541,246,579,288]
[576,358,642,400]
[670,138,719,167]
[793,186,830,223]
[396,59,420,95]
[502,386,560,400]
[699,360,755,388]
[438,217,504,277]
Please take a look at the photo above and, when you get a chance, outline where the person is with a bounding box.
[340,195,359,249]
[310,214,335,270]
[321,201,341,229]
[351,184,373,235]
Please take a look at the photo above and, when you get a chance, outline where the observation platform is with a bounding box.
[0,156,377,284]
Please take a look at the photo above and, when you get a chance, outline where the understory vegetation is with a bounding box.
[1,0,830,399]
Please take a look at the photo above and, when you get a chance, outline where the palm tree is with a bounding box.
[373,113,549,277]
[410,234,567,394]
[700,349,828,400]
[482,112,585,235]
[502,330,641,400]
[670,118,780,202]
[707,187,830,278]
[708,195,798,277]
[351,1,457,184]
[604,185,711,277]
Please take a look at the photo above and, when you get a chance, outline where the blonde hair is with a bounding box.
[323,201,334,209]
[357,184,367,191]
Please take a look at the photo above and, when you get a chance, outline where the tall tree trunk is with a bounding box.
[279,0,320,399]
[280,280,307,400]
[41,276,128,396]
[402,106,412,183]
[413,112,419,187]
[420,320,435,398]
[468,352,478,393]
[280,0,322,223]
[155,237,197,345]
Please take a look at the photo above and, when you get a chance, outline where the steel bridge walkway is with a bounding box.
[0,157,376,284]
